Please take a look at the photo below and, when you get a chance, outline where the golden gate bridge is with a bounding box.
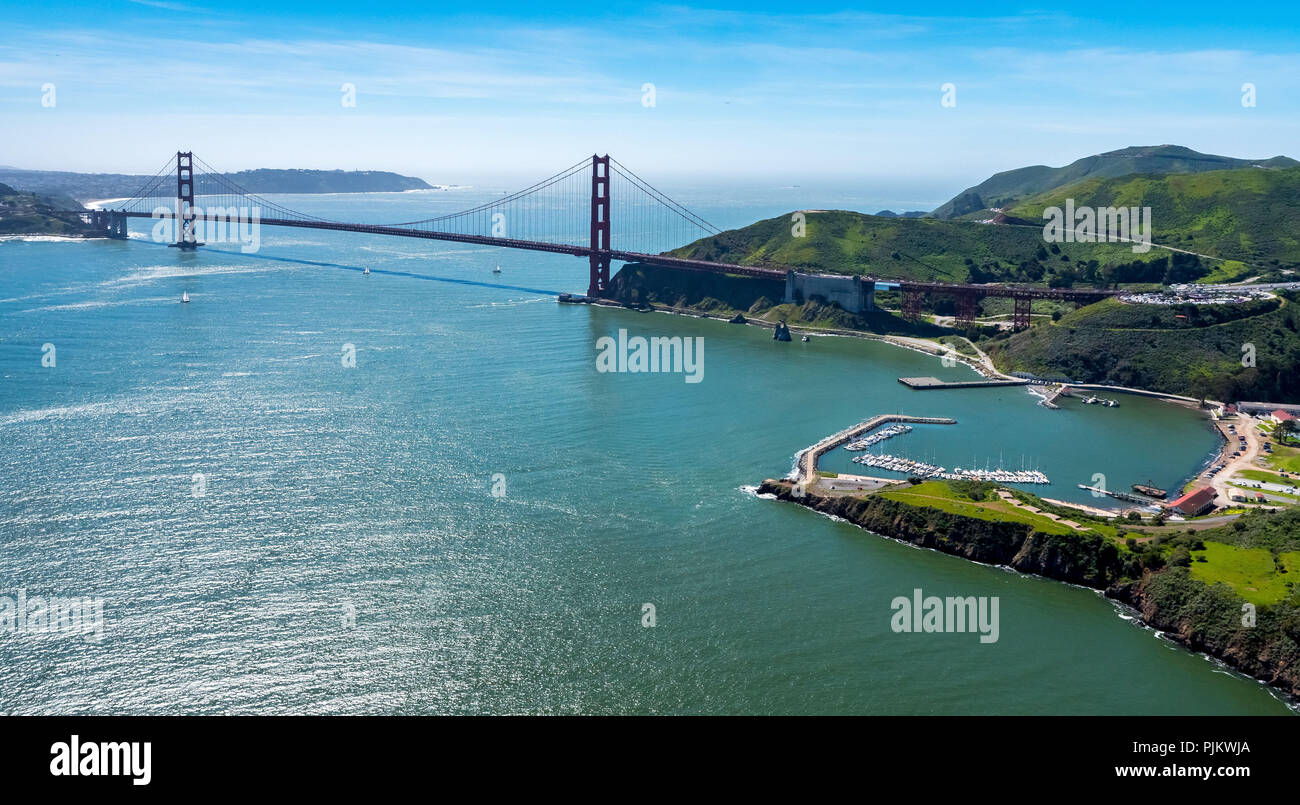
[87,151,1118,328]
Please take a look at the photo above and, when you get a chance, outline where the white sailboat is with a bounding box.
[363,267,370,275]
[181,292,190,303]
[493,265,502,274]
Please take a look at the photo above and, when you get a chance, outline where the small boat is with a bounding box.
[181,292,190,303]
[493,265,502,274]
[801,335,809,342]
[363,267,370,275]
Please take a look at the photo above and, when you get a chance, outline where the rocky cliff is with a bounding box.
[758,478,1300,699]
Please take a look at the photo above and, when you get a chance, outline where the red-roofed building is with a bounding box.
[1271,409,1296,424]
[1167,486,1217,517]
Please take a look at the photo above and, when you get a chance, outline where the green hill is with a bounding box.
[931,145,1297,219]
[0,183,96,237]
[606,263,947,336]
[669,209,1193,285]
[1006,166,1300,270]
[982,293,1300,402]
[671,161,1300,286]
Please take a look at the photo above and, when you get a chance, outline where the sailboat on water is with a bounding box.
[181,291,190,303]
[493,265,502,274]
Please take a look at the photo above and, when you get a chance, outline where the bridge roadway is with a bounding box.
[110,211,1124,301]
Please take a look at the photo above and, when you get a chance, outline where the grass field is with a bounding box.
[1264,442,1300,474]
[1189,542,1297,606]
[880,481,1080,535]
[1235,468,1299,486]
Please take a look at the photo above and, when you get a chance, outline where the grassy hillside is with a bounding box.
[668,209,1180,285]
[1008,165,1300,270]
[931,144,1297,219]
[982,293,1300,402]
[0,182,96,237]
[671,163,1300,288]
[606,263,946,336]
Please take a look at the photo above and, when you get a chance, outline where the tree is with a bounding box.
[1278,419,1299,445]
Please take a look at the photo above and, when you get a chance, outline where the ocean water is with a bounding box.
[0,188,1291,714]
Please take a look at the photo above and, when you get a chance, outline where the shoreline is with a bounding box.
[591,294,1225,514]
[756,477,1300,705]
[587,296,1215,409]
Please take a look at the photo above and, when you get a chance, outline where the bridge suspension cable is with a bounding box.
[100,151,722,258]
[110,154,184,214]
[191,155,336,223]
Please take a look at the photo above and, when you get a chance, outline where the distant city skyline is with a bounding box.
[3,1,1299,191]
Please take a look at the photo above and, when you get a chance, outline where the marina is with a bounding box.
[838,418,1051,485]
[843,423,913,450]
[793,414,958,485]
[851,451,1051,484]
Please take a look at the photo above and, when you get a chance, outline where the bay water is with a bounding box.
[0,186,1290,714]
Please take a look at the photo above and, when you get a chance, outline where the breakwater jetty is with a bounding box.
[898,376,1028,390]
[844,423,912,450]
[794,414,957,485]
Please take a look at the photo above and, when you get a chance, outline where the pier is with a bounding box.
[898,376,1029,390]
[1077,484,1152,505]
[795,414,957,485]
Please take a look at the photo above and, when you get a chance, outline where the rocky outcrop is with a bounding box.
[760,478,1300,699]
[758,479,1122,587]
[1109,572,1300,698]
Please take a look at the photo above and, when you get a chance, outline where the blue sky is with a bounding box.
[2,1,1299,192]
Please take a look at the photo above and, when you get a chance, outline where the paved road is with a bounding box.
[1205,414,1264,504]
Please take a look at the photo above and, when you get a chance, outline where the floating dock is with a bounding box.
[898,376,1029,390]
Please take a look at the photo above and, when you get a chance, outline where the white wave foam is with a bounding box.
[0,235,98,244]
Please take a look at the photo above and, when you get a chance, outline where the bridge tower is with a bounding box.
[170,150,202,250]
[587,154,611,297]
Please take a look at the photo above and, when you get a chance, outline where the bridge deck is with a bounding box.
[111,211,1122,299]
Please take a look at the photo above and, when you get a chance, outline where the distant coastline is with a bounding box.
[0,167,436,202]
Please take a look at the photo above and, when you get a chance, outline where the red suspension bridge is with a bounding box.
[89,151,1117,328]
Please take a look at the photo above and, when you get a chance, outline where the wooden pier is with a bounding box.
[898,376,1029,390]
[1077,484,1151,505]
